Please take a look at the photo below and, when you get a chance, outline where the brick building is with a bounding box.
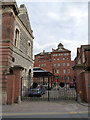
[1,1,34,104]
[34,43,74,84]
[73,44,90,102]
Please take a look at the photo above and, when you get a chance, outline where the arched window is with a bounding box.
[29,69,31,75]
[14,28,20,48]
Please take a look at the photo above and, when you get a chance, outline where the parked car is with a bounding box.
[29,84,46,97]
[69,81,75,88]
[42,84,52,90]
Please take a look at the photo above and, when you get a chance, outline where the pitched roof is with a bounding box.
[18,4,34,38]
[52,47,71,53]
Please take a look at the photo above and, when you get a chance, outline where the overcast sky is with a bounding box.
[17,1,88,60]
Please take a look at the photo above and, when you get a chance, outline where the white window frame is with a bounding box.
[63,63,65,66]
[53,64,56,67]
[58,63,60,67]
[67,69,70,73]
[67,63,70,66]
[63,69,66,74]
[63,58,65,60]
[57,69,59,73]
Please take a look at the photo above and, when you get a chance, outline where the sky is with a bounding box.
[16,1,88,60]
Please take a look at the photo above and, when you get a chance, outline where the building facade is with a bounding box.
[73,45,90,102]
[34,43,74,84]
[1,1,34,104]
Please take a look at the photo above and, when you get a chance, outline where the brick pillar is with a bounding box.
[73,66,85,102]
[7,74,15,104]
[84,71,90,102]
[1,11,15,104]
[12,66,24,103]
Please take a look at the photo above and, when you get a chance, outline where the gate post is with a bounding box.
[48,76,50,101]
[21,77,23,101]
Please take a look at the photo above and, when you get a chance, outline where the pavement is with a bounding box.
[2,100,89,118]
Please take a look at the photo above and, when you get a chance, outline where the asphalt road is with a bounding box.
[2,111,89,118]
[2,101,89,119]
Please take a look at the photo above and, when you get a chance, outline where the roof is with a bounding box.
[35,52,51,56]
[18,4,33,35]
[52,48,71,53]
[33,67,54,77]
[52,43,71,53]
[58,43,63,47]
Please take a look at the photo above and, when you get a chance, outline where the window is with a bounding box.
[55,69,57,73]
[53,58,56,61]
[57,58,60,60]
[39,61,40,62]
[39,64,40,67]
[55,69,59,73]
[82,52,85,63]
[43,64,46,67]
[59,54,60,56]
[63,69,66,74]
[64,53,66,55]
[53,64,56,67]
[58,63,60,67]
[67,57,69,60]
[56,54,57,56]
[67,69,70,73]
[67,63,70,66]
[28,41,31,57]
[49,59,51,62]
[12,57,15,62]
[61,53,63,56]
[14,28,20,48]
[57,69,59,73]
[67,53,69,55]
[63,58,65,60]
[64,76,67,80]
[63,63,65,66]
[53,54,55,56]
[67,76,70,80]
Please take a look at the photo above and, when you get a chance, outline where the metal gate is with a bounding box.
[21,77,76,101]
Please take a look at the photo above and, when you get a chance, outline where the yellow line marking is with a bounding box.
[1,111,89,116]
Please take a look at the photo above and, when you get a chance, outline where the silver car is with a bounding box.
[29,84,45,97]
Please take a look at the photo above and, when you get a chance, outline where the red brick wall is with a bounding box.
[84,71,90,102]
[13,69,22,103]
[1,11,15,93]
[7,74,15,104]
[34,51,74,83]
[51,52,73,83]
[34,54,52,73]
[7,69,22,104]
[74,45,90,102]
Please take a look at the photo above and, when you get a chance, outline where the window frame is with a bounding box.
[14,26,20,48]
